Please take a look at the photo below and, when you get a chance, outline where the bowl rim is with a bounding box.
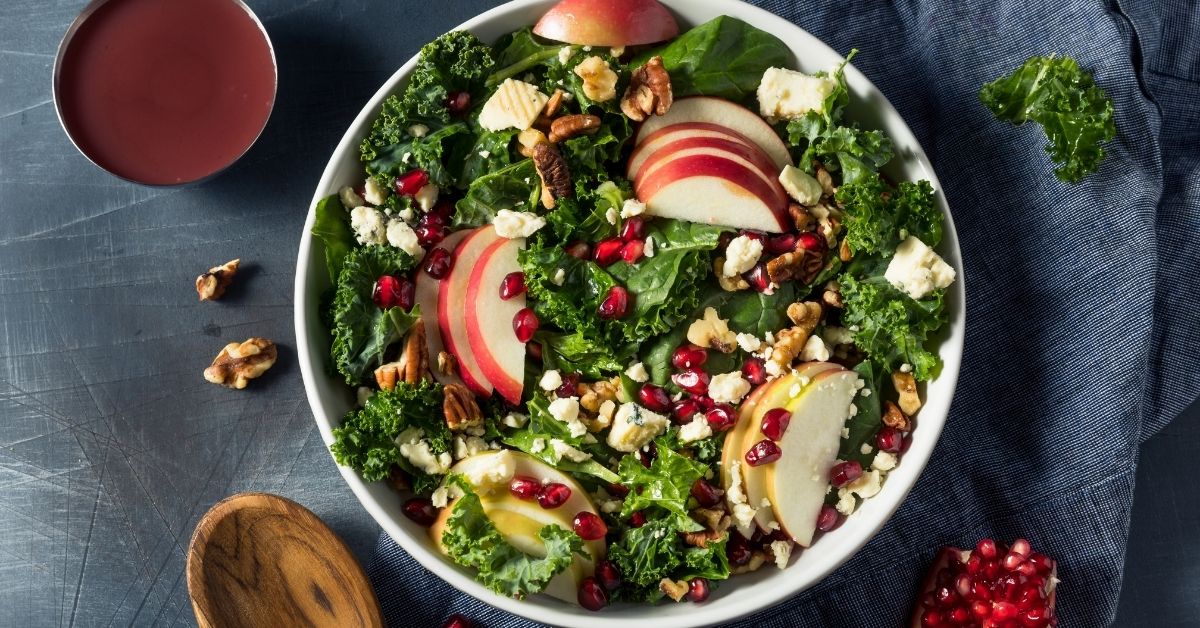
[293,1,966,625]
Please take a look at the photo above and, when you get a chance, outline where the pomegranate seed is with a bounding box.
[949,607,970,624]
[620,216,646,241]
[637,442,658,467]
[741,357,767,385]
[955,573,973,597]
[509,475,541,500]
[565,241,591,259]
[1004,539,1032,570]
[619,239,644,263]
[705,404,737,431]
[671,344,708,369]
[766,233,798,255]
[1016,583,1043,608]
[992,601,1019,620]
[431,199,455,219]
[556,373,580,398]
[920,610,944,627]
[672,368,710,395]
[1020,607,1048,626]
[401,497,437,527]
[745,439,782,466]
[935,586,957,607]
[1027,553,1054,575]
[536,482,571,509]
[423,247,453,279]
[441,614,471,628]
[797,231,827,252]
[598,286,630,319]
[593,238,624,267]
[976,538,999,560]
[637,384,671,412]
[499,271,526,300]
[415,224,447,247]
[916,540,1057,628]
[687,578,710,603]
[527,341,543,361]
[816,504,840,532]
[578,576,608,611]
[629,510,646,527]
[743,263,772,292]
[595,560,622,592]
[693,395,715,411]
[418,211,447,229]
[739,230,766,242]
[445,91,471,115]
[875,426,903,453]
[829,460,863,487]
[572,511,608,540]
[727,533,752,565]
[512,308,539,343]
[394,169,429,196]
[760,407,791,440]
[690,479,722,508]
[607,482,629,498]
[966,553,983,575]
[1017,561,1038,577]
[671,397,701,423]
[373,275,413,310]
[970,600,990,618]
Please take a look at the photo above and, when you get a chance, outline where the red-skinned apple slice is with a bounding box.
[465,236,526,404]
[438,226,501,396]
[414,229,470,387]
[635,154,789,232]
[628,122,763,178]
[633,137,787,206]
[637,97,792,169]
[533,0,678,47]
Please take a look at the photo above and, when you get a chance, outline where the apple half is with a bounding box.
[437,226,502,396]
[533,0,679,47]
[636,97,793,170]
[414,229,470,387]
[635,153,790,232]
[429,451,605,604]
[465,236,527,405]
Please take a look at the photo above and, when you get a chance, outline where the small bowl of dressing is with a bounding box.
[53,0,277,186]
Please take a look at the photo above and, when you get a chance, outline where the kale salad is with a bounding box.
[311,6,956,610]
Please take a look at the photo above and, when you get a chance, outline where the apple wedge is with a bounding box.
[465,236,527,404]
[635,154,790,232]
[628,122,765,179]
[437,227,502,396]
[633,137,788,206]
[533,0,679,47]
[429,451,604,604]
[636,97,792,170]
[414,230,470,387]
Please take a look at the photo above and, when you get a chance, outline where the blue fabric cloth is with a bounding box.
[367,0,1200,625]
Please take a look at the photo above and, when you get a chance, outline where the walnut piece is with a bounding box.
[387,466,411,492]
[814,162,836,196]
[787,300,823,328]
[683,529,727,549]
[768,302,823,373]
[766,247,825,285]
[692,507,731,533]
[532,142,572,209]
[374,320,430,391]
[822,280,843,308]
[839,238,854,262]
[731,549,771,575]
[714,257,749,292]
[788,204,814,232]
[543,88,566,118]
[195,259,240,301]
[574,55,618,102]
[882,400,912,431]
[621,56,673,121]
[686,307,737,353]
[444,383,483,432]
[203,338,276,389]
[548,114,601,143]
[578,377,619,413]
[659,578,689,602]
[517,128,548,158]
[891,371,922,415]
[437,351,457,378]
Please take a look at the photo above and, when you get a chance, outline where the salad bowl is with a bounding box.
[294,0,965,625]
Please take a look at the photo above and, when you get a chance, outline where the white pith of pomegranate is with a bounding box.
[912,538,1058,628]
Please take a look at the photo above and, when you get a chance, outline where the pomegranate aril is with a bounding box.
[1004,538,1032,570]
[693,394,715,411]
[593,238,624,267]
[949,607,970,624]
[935,585,957,607]
[705,404,737,431]
[441,614,472,628]
[920,610,944,627]
[499,271,526,300]
[743,263,771,292]
[739,230,766,242]
[598,286,630,319]
[401,497,437,527]
[445,91,471,115]
[595,560,622,592]
[766,233,798,255]
[672,368,710,395]
[619,239,644,263]
[373,275,414,310]
[513,308,539,343]
[637,441,657,468]
[573,511,608,540]
[687,578,710,603]
[727,533,752,566]
[394,169,429,196]
[620,216,646,241]
[527,341,543,361]
[1020,607,1048,626]
[565,241,591,259]
[976,538,999,559]
[797,231,827,252]
[745,439,782,466]
[423,247,453,279]
[992,601,1019,620]
[637,384,671,412]
[829,460,862,487]
[875,425,903,453]
[536,482,571,509]
[415,224,448,247]
[431,199,455,219]
[1027,553,1054,575]
[741,357,767,385]
[671,397,701,423]
[629,510,646,527]
[955,573,973,597]
[672,344,708,369]
[973,581,991,601]
[607,482,630,498]
[556,373,580,398]
[418,211,447,228]
[690,479,721,508]
[760,407,791,440]
[816,504,840,532]
[966,553,983,575]
[509,475,541,500]
[578,576,608,611]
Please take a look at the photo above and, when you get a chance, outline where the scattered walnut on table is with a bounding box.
[548,114,601,143]
[203,337,276,389]
[443,383,483,432]
[621,56,673,121]
[195,259,240,301]
[532,142,572,209]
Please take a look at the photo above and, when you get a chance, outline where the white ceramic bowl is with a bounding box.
[294,1,965,625]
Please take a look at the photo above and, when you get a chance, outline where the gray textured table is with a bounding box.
[0,1,1195,626]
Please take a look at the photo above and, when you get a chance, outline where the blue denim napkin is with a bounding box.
[367,0,1200,625]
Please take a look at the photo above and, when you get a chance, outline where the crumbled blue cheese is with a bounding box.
[350,206,387,245]
[607,403,669,452]
[677,415,713,444]
[821,326,854,347]
[397,429,451,476]
[493,209,546,239]
[558,46,575,65]
[539,369,563,391]
[799,335,830,362]
[408,124,429,138]
[478,150,491,159]
[900,363,913,373]
[552,268,566,286]
[548,396,587,437]
[620,198,646,219]
[872,451,898,472]
[386,219,424,257]
[478,79,550,132]
[339,186,365,210]
[884,236,956,299]
[398,208,415,223]
[757,66,838,121]
[363,177,389,206]
[530,438,546,453]
[779,165,823,206]
[605,206,619,225]
[502,412,528,429]
[722,235,763,277]
[725,460,758,536]
[770,539,793,569]
[736,333,764,353]
[453,435,490,461]
[625,362,649,383]
[644,236,656,258]
[550,438,592,462]
[414,183,439,212]
[709,372,751,404]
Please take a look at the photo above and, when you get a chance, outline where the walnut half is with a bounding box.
[195,259,240,301]
[203,338,276,389]
[621,56,673,121]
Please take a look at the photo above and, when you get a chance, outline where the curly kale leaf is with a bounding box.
[836,177,941,257]
[441,477,585,599]
[502,396,620,483]
[535,330,634,380]
[608,519,683,599]
[401,31,496,125]
[839,273,947,381]
[487,28,564,88]
[979,55,1116,183]
[330,246,419,385]
[618,439,707,533]
[454,159,540,228]
[544,177,625,244]
[330,380,447,484]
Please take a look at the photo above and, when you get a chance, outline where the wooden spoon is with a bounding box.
[187,492,384,628]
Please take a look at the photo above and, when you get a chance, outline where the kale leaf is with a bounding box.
[330,246,419,385]
[311,194,356,283]
[330,380,447,484]
[839,273,947,381]
[503,396,621,483]
[608,519,683,599]
[839,361,884,466]
[454,159,540,228]
[535,330,634,380]
[979,55,1116,183]
[836,176,941,256]
[618,440,706,533]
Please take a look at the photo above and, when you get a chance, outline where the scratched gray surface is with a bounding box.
[0,1,1196,626]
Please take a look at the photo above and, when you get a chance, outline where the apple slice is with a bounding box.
[465,236,526,404]
[533,0,679,47]
[635,154,790,232]
[438,227,502,396]
[414,230,470,387]
[636,97,792,170]
[628,122,764,179]
[633,137,788,206]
